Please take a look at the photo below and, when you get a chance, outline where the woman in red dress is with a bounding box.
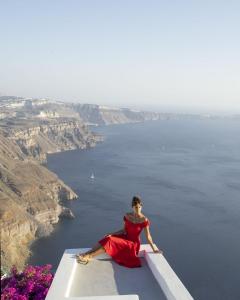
[76,195,163,267]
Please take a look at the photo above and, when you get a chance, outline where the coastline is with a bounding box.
[0,120,103,273]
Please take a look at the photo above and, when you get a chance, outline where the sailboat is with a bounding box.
[90,173,95,179]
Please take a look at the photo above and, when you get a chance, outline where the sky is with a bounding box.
[0,0,240,114]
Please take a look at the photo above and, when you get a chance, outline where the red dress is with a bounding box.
[98,215,150,268]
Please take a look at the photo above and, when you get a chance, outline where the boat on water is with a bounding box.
[91,173,95,179]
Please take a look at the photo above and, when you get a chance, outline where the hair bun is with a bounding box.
[132,195,142,207]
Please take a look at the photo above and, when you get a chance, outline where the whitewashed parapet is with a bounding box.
[144,245,194,300]
[46,245,193,300]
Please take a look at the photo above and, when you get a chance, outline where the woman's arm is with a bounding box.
[143,225,163,254]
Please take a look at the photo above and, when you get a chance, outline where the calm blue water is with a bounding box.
[28,119,240,300]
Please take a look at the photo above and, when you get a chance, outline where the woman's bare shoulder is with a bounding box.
[124,212,131,219]
[125,212,148,222]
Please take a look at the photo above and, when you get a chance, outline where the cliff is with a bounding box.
[0,97,162,125]
[68,103,163,125]
[1,118,102,163]
[0,131,77,272]
[0,118,103,273]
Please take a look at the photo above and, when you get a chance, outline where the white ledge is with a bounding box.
[46,244,194,300]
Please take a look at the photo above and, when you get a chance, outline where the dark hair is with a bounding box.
[132,195,142,207]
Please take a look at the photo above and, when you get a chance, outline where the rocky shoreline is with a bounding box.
[0,115,103,273]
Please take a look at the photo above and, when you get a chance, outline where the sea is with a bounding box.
[28,119,240,300]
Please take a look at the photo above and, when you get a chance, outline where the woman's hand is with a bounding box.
[153,246,163,254]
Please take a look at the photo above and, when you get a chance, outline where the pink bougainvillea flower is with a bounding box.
[1,264,54,300]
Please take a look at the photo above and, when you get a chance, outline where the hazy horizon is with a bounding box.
[0,93,239,115]
[1,1,240,114]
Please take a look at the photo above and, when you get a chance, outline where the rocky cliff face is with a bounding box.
[0,117,103,273]
[2,118,103,163]
[68,103,163,125]
[1,97,163,125]
[0,132,77,272]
